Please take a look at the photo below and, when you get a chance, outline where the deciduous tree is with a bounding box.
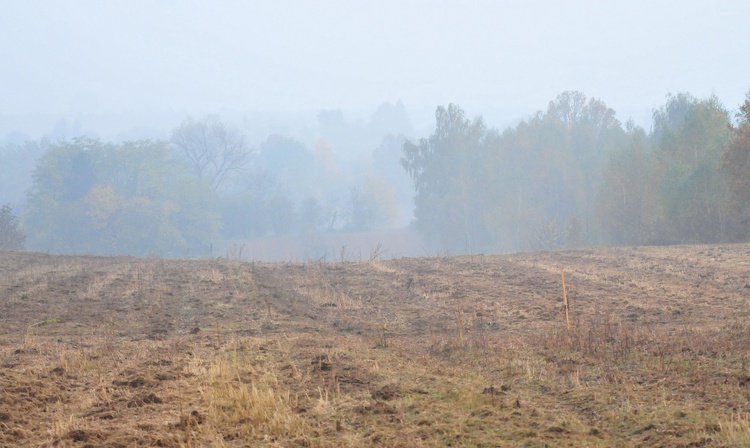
[402,104,490,253]
[596,93,733,245]
[171,116,252,192]
[25,139,219,256]
[721,91,750,239]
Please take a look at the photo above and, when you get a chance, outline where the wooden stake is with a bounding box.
[561,269,571,331]
[458,309,465,347]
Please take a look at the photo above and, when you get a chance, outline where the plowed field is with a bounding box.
[2,245,750,446]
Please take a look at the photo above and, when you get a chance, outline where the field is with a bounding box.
[2,245,750,447]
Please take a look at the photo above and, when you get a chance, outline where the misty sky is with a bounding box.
[2,0,750,133]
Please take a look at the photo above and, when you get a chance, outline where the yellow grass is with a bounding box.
[3,245,750,446]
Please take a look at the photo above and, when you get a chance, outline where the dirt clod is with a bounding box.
[371,385,400,401]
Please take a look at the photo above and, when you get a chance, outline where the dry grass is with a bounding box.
[2,245,750,446]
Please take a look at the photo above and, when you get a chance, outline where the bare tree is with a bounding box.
[171,116,252,192]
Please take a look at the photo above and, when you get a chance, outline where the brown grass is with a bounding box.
[2,245,750,446]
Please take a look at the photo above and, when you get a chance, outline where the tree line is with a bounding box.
[1,91,749,256]
[403,91,750,253]
[0,107,411,256]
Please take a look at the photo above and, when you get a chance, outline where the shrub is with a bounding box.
[0,203,25,249]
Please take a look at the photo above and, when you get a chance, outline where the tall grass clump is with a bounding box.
[193,351,310,444]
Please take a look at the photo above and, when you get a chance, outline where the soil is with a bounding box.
[1,245,750,446]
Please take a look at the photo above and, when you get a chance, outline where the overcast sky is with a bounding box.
[2,0,750,132]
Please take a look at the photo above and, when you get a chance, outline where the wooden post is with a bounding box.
[561,269,571,331]
[458,309,465,347]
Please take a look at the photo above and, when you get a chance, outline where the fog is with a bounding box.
[3,1,749,133]
[1,1,750,259]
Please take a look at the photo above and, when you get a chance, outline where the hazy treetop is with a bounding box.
[2,0,749,126]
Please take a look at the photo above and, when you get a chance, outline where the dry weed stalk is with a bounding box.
[719,413,750,446]
[376,317,389,348]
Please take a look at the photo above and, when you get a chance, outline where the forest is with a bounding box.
[1,91,749,258]
[404,91,750,253]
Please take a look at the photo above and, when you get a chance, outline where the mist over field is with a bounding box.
[1,0,750,259]
[5,4,750,444]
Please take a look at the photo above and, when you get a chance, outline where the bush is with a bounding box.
[0,203,25,249]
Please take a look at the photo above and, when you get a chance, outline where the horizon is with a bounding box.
[2,1,749,142]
